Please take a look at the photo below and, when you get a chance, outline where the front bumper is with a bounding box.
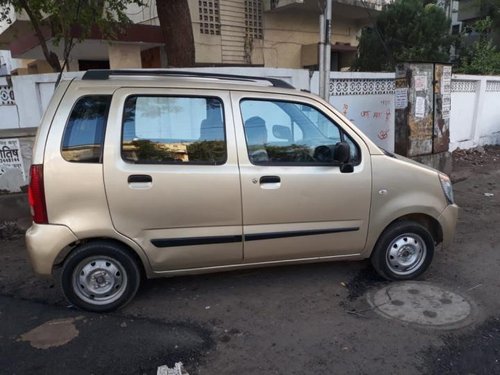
[25,223,78,276]
[437,204,459,249]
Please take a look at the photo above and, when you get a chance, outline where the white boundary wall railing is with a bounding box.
[311,71,396,152]
[450,74,500,151]
[0,72,83,130]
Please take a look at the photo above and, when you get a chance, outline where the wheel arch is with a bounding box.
[363,212,443,258]
[53,237,151,278]
[386,213,443,245]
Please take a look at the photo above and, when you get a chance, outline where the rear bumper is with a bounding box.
[438,204,459,249]
[25,223,78,276]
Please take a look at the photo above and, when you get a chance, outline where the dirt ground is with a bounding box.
[0,146,499,374]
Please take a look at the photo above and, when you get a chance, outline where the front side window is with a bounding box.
[240,99,360,165]
[61,95,111,163]
[122,96,226,165]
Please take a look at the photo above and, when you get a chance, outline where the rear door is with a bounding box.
[231,91,372,262]
[103,88,242,271]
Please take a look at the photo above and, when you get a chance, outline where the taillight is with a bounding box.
[28,164,48,224]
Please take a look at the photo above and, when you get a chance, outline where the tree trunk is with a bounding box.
[156,0,195,67]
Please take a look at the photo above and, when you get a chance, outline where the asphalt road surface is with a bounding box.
[1,149,499,375]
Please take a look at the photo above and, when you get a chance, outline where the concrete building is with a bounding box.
[0,0,388,73]
[457,0,500,47]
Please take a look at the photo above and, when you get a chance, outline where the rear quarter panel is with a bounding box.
[42,84,153,275]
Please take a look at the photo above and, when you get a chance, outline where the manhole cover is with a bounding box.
[367,282,473,328]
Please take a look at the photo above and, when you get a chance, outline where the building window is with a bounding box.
[199,0,220,35]
[245,0,263,39]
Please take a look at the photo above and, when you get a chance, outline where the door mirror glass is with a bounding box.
[333,141,350,164]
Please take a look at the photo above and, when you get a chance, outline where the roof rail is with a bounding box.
[82,69,295,89]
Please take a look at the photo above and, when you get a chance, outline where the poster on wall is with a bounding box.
[442,95,451,120]
[395,88,408,109]
[441,65,452,120]
[0,138,25,181]
[441,66,452,95]
[414,75,428,91]
[415,96,426,118]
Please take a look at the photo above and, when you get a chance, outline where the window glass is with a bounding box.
[240,99,360,165]
[61,95,111,163]
[122,96,226,165]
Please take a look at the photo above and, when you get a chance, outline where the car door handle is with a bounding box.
[260,176,281,184]
[128,174,152,183]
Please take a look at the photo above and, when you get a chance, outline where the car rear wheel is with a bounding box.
[371,221,435,280]
[61,241,141,312]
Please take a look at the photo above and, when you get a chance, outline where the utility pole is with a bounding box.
[319,13,325,100]
[324,0,332,101]
[318,0,332,100]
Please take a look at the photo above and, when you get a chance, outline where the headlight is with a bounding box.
[439,173,454,204]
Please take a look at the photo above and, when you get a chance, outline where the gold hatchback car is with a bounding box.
[26,70,458,312]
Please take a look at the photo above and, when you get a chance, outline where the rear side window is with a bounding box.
[61,95,111,163]
[121,96,226,165]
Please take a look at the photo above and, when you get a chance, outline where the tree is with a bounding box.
[352,0,454,71]
[156,0,195,67]
[0,0,144,73]
[456,16,500,74]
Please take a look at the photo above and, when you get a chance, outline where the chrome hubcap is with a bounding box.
[386,233,427,276]
[72,257,127,305]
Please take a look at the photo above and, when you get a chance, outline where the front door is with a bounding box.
[104,88,242,271]
[231,92,372,262]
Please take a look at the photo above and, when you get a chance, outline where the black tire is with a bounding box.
[61,241,141,312]
[371,221,435,280]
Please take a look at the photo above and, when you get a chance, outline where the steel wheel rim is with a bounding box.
[72,256,128,305]
[386,233,427,276]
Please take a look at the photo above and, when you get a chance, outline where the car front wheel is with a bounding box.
[371,221,435,280]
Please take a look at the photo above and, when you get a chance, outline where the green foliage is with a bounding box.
[127,139,226,164]
[352,0,454,71]
[0,0,144,72]
[187,140,226,164]
[456,17,500,75]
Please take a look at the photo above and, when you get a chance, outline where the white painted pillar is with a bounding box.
[470,78,485,146]
[108,44,143,69]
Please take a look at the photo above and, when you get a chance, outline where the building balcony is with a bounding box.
[264,0,392,13]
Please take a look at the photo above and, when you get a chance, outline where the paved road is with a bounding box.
[1,161,499,374]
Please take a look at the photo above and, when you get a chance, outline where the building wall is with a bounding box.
[252,12,359,68]
[125,0,364,68]
[125,0,224,64]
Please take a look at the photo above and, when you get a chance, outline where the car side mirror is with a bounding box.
[333,142,354,173]
[272,125,292,141]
